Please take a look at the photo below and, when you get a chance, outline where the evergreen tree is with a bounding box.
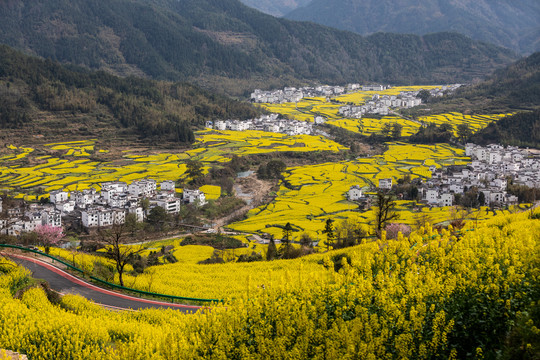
[266,237,278,261]
[322,219,335,251]
[282,222,293,246]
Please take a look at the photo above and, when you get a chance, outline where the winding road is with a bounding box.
[5,254,200,313]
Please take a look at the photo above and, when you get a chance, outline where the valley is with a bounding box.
[0,2,539,358]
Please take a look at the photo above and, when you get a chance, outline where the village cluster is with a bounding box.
[211,84,461,136]
[347,144,538,208]
[250,84,354,103]
[206,113,314,136]
[338,85,461,118]
[0,180,208,236]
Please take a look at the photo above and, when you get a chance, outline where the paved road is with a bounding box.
[6,254,200,313]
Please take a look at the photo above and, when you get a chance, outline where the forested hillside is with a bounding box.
[456,52,540,110]
[0,45,260,143]
[0,0,517,95]
[471,111,540,148]
[286,0,540,54]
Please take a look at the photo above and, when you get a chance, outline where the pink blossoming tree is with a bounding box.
[35,225,64,253]
[385,223,412,240]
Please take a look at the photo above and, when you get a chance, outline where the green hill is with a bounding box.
[285,0,540,55]
[0,45,260,144]
[0,0,517,95]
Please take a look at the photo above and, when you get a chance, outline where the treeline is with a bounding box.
[0,45,262,141]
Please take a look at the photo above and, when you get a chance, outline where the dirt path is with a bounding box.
[213,175,275,230]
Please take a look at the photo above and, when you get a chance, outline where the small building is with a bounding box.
[161,180,176,192]
[41,209,62,227]
[183,189,207,206]
[362,85,385,91]
[128,179,157,198]
[82,208,126,228]
[72,189,97,209]
[425,190,439,204]
[151,194,181,214]
[101,181,128,194]
[55,201,75,213]
[128,206,145,222]
[378,178,393,190]
[439,193,453,207]
[348,185,363,201]
[214,120,227,131]
[49,190,69,204]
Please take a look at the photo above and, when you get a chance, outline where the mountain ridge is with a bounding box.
[0,0,518,95]
[285,0,540,55]
[238,0,311,17]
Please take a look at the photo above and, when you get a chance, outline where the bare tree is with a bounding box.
[374,191,400,236]
[99,222,145,287]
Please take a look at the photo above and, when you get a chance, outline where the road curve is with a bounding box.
[6,254,200,313]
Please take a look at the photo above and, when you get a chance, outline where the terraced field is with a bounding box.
[0,131,345,199]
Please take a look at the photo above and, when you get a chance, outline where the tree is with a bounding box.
[147,206,170,232]
[478,191,486,206]
[282,222,293,246]
[381,123,392,137]
[100,223,144,287]
[460,187,480,208]
[374,191,400,236]
[35,225,64,253]
[299,232,313,248]
[186,160,204,184]
[322,219,335,251]
[258,159,286,180]
[385,223,412,240]
[417,89,431,103]
[266,237,278,261]
[390,123,403,139]
[334,219,366,249]
[124,213,140,237]
[457,124,472,143]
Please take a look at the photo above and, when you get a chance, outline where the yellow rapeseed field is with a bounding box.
[0,132,345,197]
[0,209,538,359]
[228,142,515,241]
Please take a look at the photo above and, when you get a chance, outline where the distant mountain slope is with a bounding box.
[238,0,311,16]
[467,53,540,147]
[457,52,540,109]
[0,45,260,143]
[285,0,540,54]
[0,0,517,95]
